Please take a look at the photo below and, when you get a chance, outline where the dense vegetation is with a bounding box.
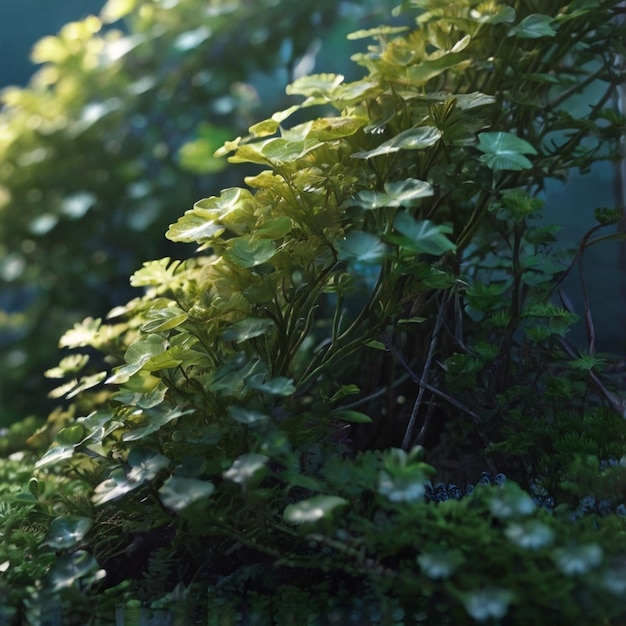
[0,0,394,424]
[1,0,626,624]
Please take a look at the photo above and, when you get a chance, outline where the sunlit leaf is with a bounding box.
[352,126,441,158]
[392,213,456,255]
[140,306,188,333]
[56,425,86,447]
[254,216,292,240]
[477,132,537,171]
[336,232,387,264]
[159,476,214,511]
[223,453,268,485]
[246,374,296,396]
[222,318,274,342]
[46,551,102,592]
[226,237,276,268]
[286,73,344,97]
[45,516,93,550]
[347,25,409,40]
[122,406,192,442]
[166,213,224,244]
[284,495,348,524]
[228,405,270,425]
[509,14,557,39]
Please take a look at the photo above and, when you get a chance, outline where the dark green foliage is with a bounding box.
[3,0,626,623]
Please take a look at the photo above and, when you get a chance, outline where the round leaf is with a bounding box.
[284,495,348,524]
[159,476,214,512]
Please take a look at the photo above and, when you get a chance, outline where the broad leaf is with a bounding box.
[228,405,269,425]
[46,551,102,592]
[226,237,276,268]
[166,213,224,244]
[223,453,268,485]
[284,495,348,524]
[331,410,373,424]
[45,516,93,550]
[159,476,214,512]
[122,406,192,442]
[353,126,441,158]
[477,132,537,171]
[286,73,344,98]
[392,213,456,255]
[336,232,387,264]
[246,374,296,396]
[222,318,274,342]
[509,14,556,39]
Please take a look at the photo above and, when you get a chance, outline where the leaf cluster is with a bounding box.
[6,0,626,623]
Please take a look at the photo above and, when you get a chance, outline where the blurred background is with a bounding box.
[0,0,623,431]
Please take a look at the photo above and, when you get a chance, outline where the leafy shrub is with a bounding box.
[0,0,395,424]
[9,0,626,623]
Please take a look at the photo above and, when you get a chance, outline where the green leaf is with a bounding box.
[56,424,86,447]
[228,405,270,425]
[286,73,344,98]
[166,212,224,244]
[46,551,102,592]
[122,406,192,442]
[246,374,296,396]
[392,213,456,255]
[384,178,435,205]
[283,495,348,524]
[159,476,214,512]
[226,237,276,268]
[352,126,441,158]
[336,232,387,264]
[260,137,323,164]
[330,410,373,424]
[222,318,274,342]
[223,453,268,485]
[107,335,166,384]
[35,444,77,469]
[130,258,183,288]
[509,14,557,39]
[352,178,433,210]
[477,132,537,171]
[347,25,409,40]
[45,516,93,550]
[254,216,292,240]
[310,116,366,141]
[140,306,188,333]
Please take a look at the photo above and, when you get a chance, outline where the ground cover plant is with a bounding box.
[3,0,626,623]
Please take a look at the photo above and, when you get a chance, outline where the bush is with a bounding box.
[0,0,395,424]
[5,0,626,623]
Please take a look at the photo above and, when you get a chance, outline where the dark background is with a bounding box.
[0,0,106,87]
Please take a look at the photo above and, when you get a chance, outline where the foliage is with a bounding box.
[0,0,396,425]
[4,0,626,623]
